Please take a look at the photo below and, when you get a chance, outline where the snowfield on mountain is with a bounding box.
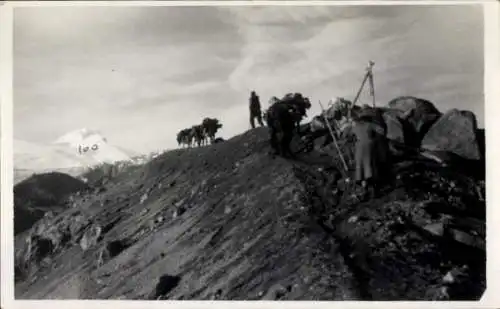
[14,129,153,184]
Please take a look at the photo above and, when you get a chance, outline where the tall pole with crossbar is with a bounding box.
[348,61,376,119]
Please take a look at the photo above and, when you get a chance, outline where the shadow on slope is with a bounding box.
[14,172,89,235]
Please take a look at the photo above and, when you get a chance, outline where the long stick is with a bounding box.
[352,72,370,107]
[369,71,376,108]
[348,71,369,120]
[319,100,349,172]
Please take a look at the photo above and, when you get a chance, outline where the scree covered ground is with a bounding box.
[14,126,486,300]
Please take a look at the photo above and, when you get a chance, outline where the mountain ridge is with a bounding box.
[14,126,485,300]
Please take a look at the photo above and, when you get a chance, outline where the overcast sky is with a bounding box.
[14,4,484,154]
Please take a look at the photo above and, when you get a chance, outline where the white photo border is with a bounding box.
[1,1,498,308]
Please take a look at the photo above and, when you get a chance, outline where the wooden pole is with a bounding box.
[367,61,375,107]
[319,100,349,172]
[351,72,369,107]
[369,72,375,107]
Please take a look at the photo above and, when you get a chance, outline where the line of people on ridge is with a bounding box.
[250,90,390,200]
[177,117,224,148]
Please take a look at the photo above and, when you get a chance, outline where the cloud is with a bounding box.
[225,6,408,94]
[224,5,483,122]
[13,4,484,155]
[14,6,241,145]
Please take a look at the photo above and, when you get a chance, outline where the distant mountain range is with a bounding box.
[14,128,147,184]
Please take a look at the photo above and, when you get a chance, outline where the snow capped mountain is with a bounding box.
[14,139,86,170]
[52,128,133,165]
[14,128,141,183]
[53,128,107,146]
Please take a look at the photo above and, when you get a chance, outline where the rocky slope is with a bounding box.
[14,124,485,300]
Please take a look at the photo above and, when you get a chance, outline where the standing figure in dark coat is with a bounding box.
[249,91,264,129]
[352,110,390,198]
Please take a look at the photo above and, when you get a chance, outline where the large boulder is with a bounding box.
[382,110,406,156]
[388,96,442,146]
[421,109,481,161]
[79,224,103,251]
[382,110,405,144]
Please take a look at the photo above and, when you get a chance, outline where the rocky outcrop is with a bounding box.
[381,110,406,156]
[421,109,482,161]
[387,96,442,146]
[382,111,405,143]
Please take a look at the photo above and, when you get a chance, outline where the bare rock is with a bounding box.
[422,222,445,237]
[140,193,148,204]
[155,216,164,224]
[387,96,441,145]
[80,225,102,251]
[69,214,90,241]
[348,216,359,223]
[426,285,450,300]
[262,283,289,300]
[174,198,185,208]
[443,271,455,284]
[421,109,481,161]
[449,229,485,250]
[382,110,406,155]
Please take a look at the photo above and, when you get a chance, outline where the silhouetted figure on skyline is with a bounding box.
[249,91,264,129]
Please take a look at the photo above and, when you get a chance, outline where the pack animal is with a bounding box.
[201,118,223,144]
[265,93,312,158]
[191,125,206,147]
[176,128,194,148]
[270,93,312,134]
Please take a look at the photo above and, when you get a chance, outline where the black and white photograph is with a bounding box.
[3,1,492,302]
